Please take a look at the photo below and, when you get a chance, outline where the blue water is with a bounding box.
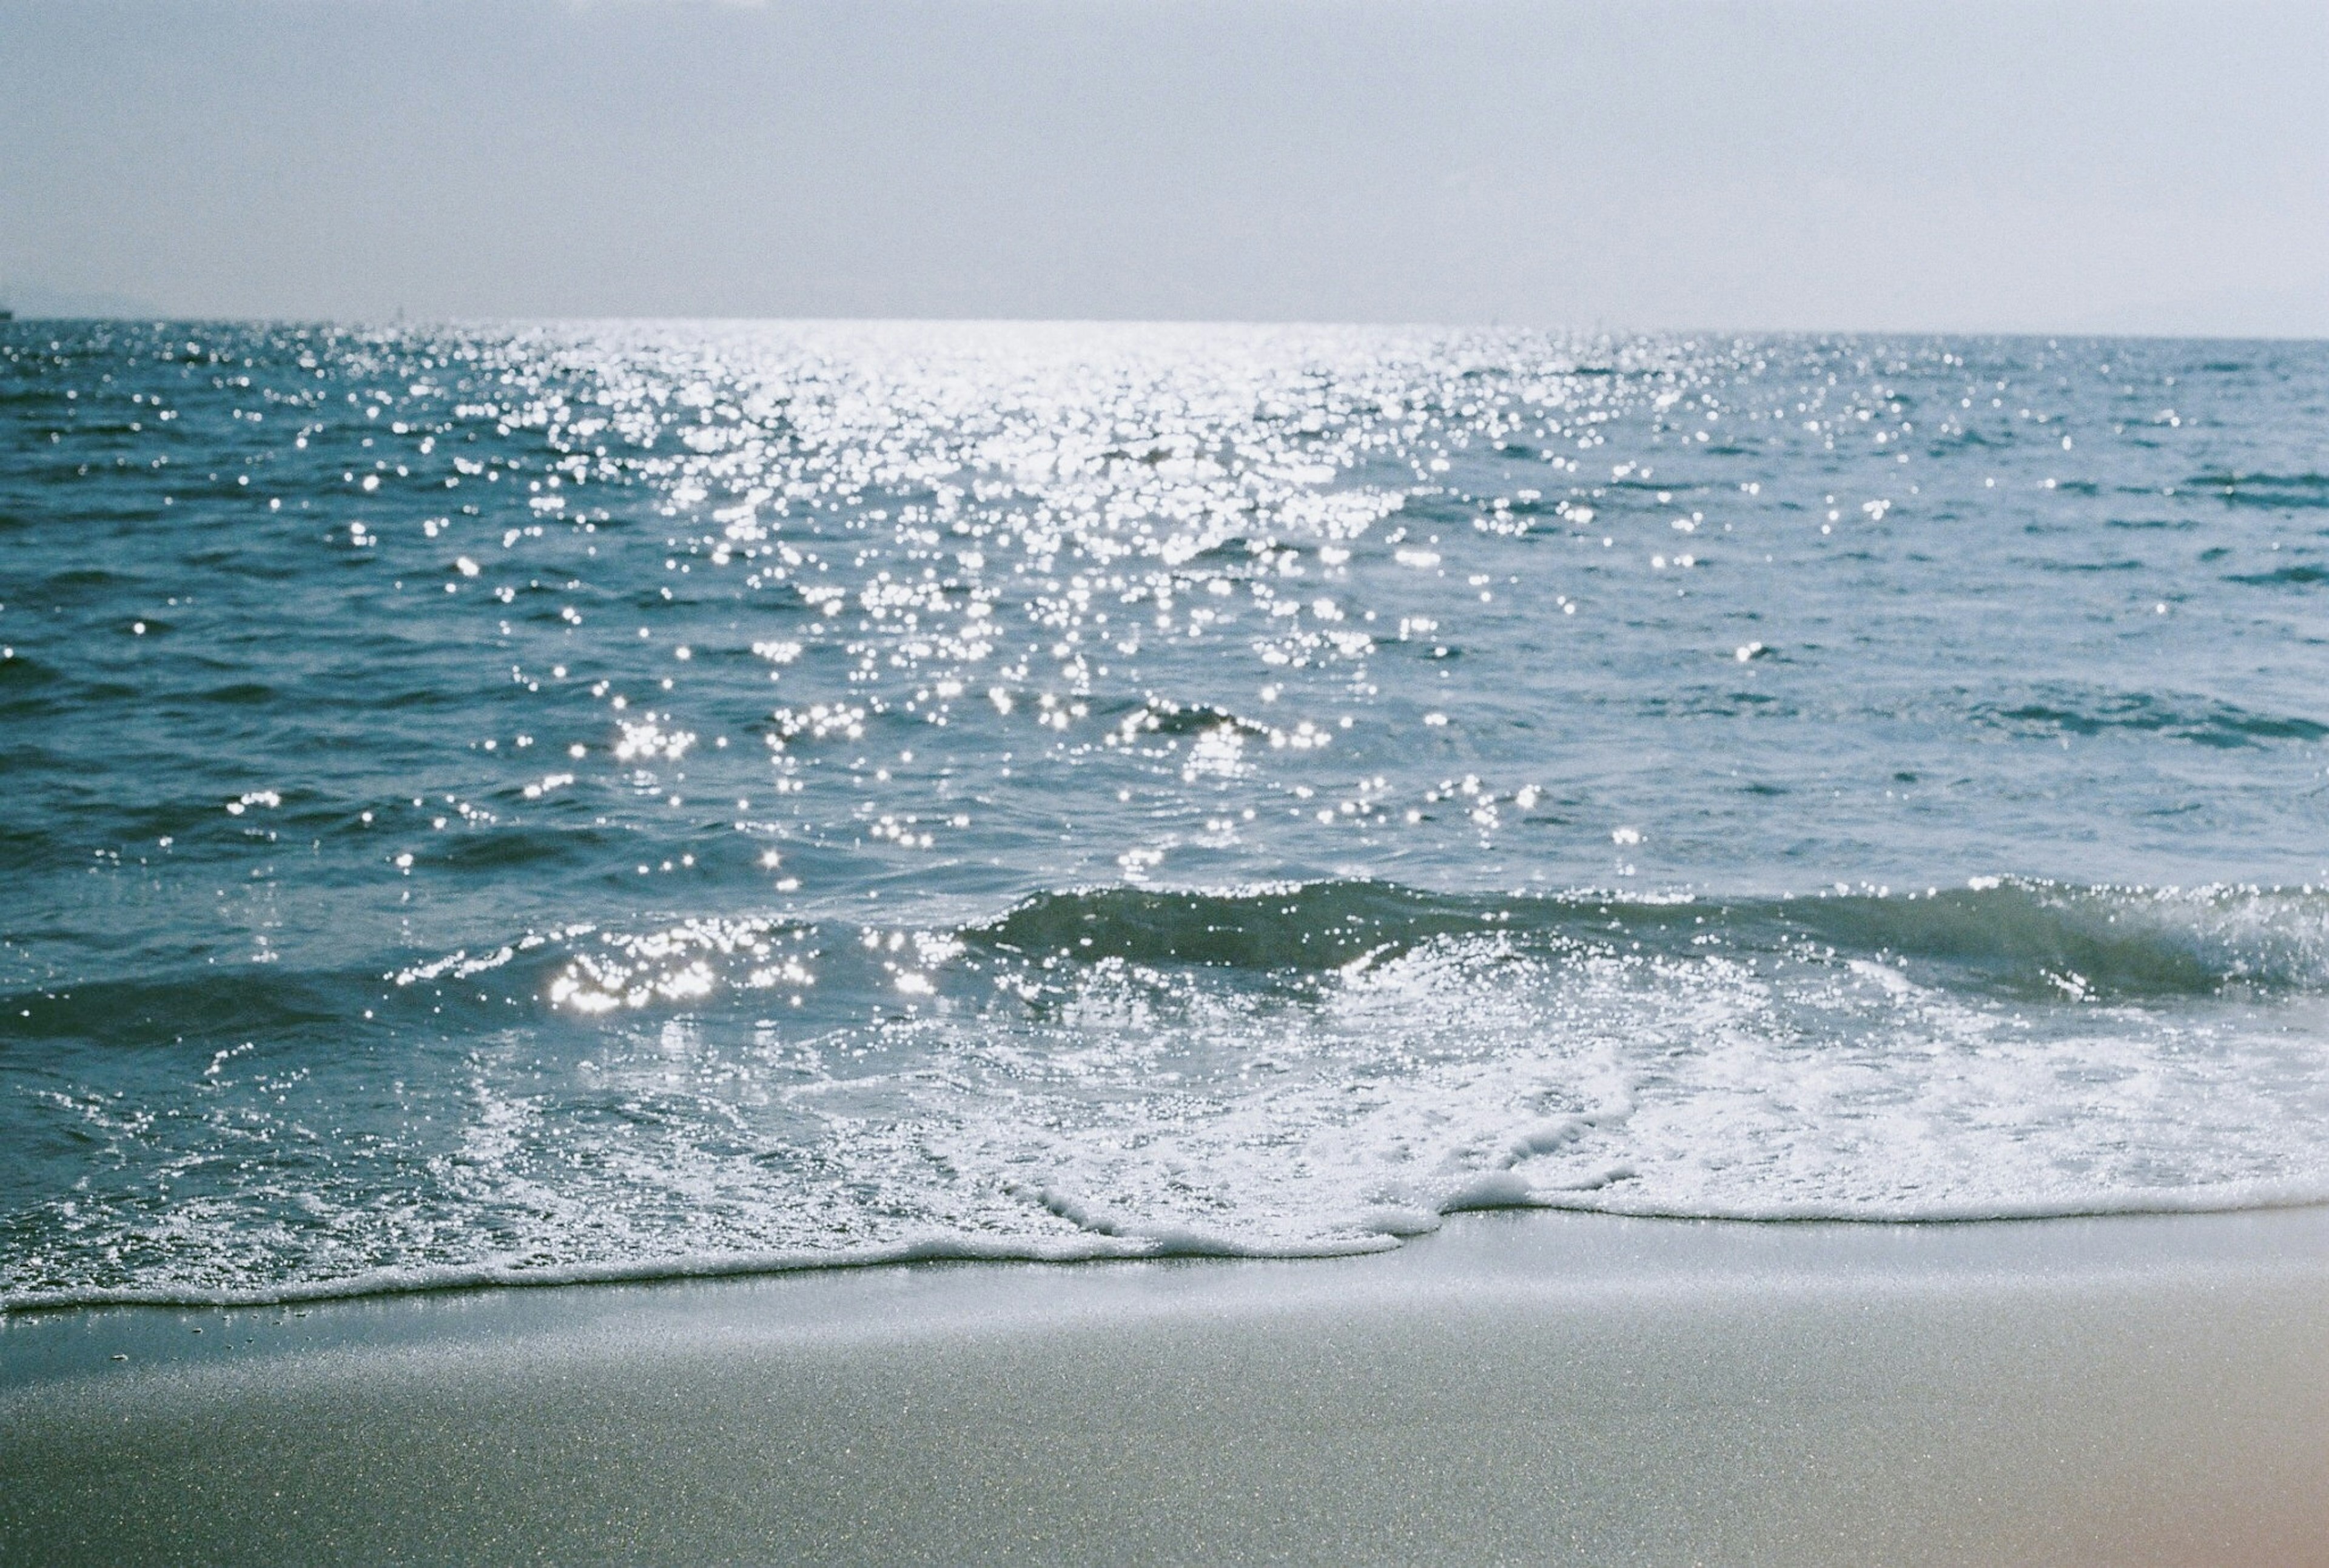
[5,320,2328,1308]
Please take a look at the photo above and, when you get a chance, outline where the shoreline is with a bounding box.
[16,1173,2329,1317]
[7,1207,2329,1564]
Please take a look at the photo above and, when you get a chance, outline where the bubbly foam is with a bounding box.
[10,879,2329,1310]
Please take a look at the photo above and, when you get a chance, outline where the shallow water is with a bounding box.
[4,320,2327,1306]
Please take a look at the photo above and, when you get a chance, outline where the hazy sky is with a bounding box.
[3,0,2324,333]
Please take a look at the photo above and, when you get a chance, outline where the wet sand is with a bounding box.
[6,1207,2329,1565]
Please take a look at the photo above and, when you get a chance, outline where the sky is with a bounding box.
[2,0,2324,335]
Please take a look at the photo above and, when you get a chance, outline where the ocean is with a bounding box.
[4,320,2325,1309]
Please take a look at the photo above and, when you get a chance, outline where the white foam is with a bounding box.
[16,891,2329,1312]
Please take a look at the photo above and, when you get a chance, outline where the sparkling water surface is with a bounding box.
[4,321,2327,1305]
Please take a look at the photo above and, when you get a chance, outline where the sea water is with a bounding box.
[4,320,2326,1307]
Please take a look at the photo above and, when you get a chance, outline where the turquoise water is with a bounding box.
[4,321,2327,1307]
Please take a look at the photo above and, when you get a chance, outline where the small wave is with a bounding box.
[2030,557,2144,574]
[966,877,2329,1000]
[0,651,66,720]
[2191,470,2329,509]
[2225,564,2328,587]
[0,954,554,1048]
[10,877,2320,1053]
[969,880,1503,971]
[1981,690,2328,749]
[1105,696,1272,739]
[434,822,627,873]
[190,680,279,706]
[1,968,368,1050]
[1780,880,2324,997]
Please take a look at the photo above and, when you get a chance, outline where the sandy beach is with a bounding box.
[7,1207,2328,1566]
